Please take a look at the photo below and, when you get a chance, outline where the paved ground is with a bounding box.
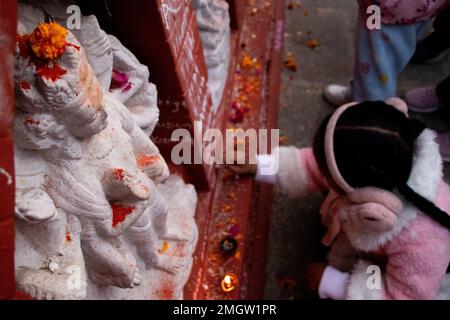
[263,0,450,300]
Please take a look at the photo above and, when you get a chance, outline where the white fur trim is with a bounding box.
[346,260,384,300]
[407,129,442,203]
[344,129,443,252]
[274,146,310,198]
[255,154,277,184]
[319,266,350,300]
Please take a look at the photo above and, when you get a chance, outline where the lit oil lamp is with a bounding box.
[220,273,238,293]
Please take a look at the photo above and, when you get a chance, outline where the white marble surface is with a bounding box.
[193,0,231,111]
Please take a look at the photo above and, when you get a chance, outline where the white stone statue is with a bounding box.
[192,0,231,111]
[14,4,198,300]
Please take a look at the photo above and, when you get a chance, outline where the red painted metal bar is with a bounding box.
[185,0,284,300]
[242,0,285,299]
[0,0,18,300]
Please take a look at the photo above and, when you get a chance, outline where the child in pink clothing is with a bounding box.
[230,100,450,299]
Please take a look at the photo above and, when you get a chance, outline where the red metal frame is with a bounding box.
[0,0,17,300]
[184,0,285,300]
[242,0,285,298]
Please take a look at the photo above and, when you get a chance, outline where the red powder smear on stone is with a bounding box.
[172,242,186,258]
[110,69,131,92]
[157,281,175,300]
[121,82,132,93]
[112,203,135,227]
[113,168,125,181]
[67,43,80,51]
[229,106,245,123]
[25,117,40,125]
[16,34,31,58]
[16,34,67,82]
[137,155,159,168]
[36,63,67,82]
[20,81,31,91]
[66,232,72,242]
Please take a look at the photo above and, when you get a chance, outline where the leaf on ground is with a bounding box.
[306,38,320,49]
[276,275,296,290]
[284,53,298,71]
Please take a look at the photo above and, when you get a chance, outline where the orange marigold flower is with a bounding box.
[29,22,68,60]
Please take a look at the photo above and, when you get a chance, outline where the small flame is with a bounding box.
[221,273,238,293]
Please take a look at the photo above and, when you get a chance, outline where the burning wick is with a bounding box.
[221,273,238,293]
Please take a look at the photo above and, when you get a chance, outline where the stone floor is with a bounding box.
[263,0,450,300]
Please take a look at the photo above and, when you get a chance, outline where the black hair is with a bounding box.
[313,101,450,230]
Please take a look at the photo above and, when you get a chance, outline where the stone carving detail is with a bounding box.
[72,16,160,137]
[19,1,160,137]
[14,3,198,300]
[192,0,231,111]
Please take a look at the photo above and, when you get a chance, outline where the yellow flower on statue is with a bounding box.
[28,22,68,60]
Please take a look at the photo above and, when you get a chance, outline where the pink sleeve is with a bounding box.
[346,216,450,300]
[274,146,328,198]
[346,182,450,300]
[382,183,450,300]
[382,216,450,300]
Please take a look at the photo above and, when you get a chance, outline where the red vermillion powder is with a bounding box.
[112,204,135,227]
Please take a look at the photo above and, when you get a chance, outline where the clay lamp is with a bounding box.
[220,273,239,293]
[220,236,238,255]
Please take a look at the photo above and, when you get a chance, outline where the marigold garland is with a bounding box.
[28,22,68,60]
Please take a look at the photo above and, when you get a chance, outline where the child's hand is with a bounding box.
[228,163,257,175]
[224,139,258,175]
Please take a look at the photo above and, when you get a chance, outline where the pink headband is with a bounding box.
[324,102,358,193]
[324,99,409,193]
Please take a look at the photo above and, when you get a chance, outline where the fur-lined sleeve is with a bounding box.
[273,146,328,198]
[346,213,450,300]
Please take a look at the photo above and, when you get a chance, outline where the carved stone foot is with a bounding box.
[154,255,187,275]
[16,264,87,300]
[160,231,190,242]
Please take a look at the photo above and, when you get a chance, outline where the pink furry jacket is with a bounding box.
[264,129,450,299]
[358,0,450,24]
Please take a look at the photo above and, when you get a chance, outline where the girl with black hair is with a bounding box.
[229,99,450,300]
